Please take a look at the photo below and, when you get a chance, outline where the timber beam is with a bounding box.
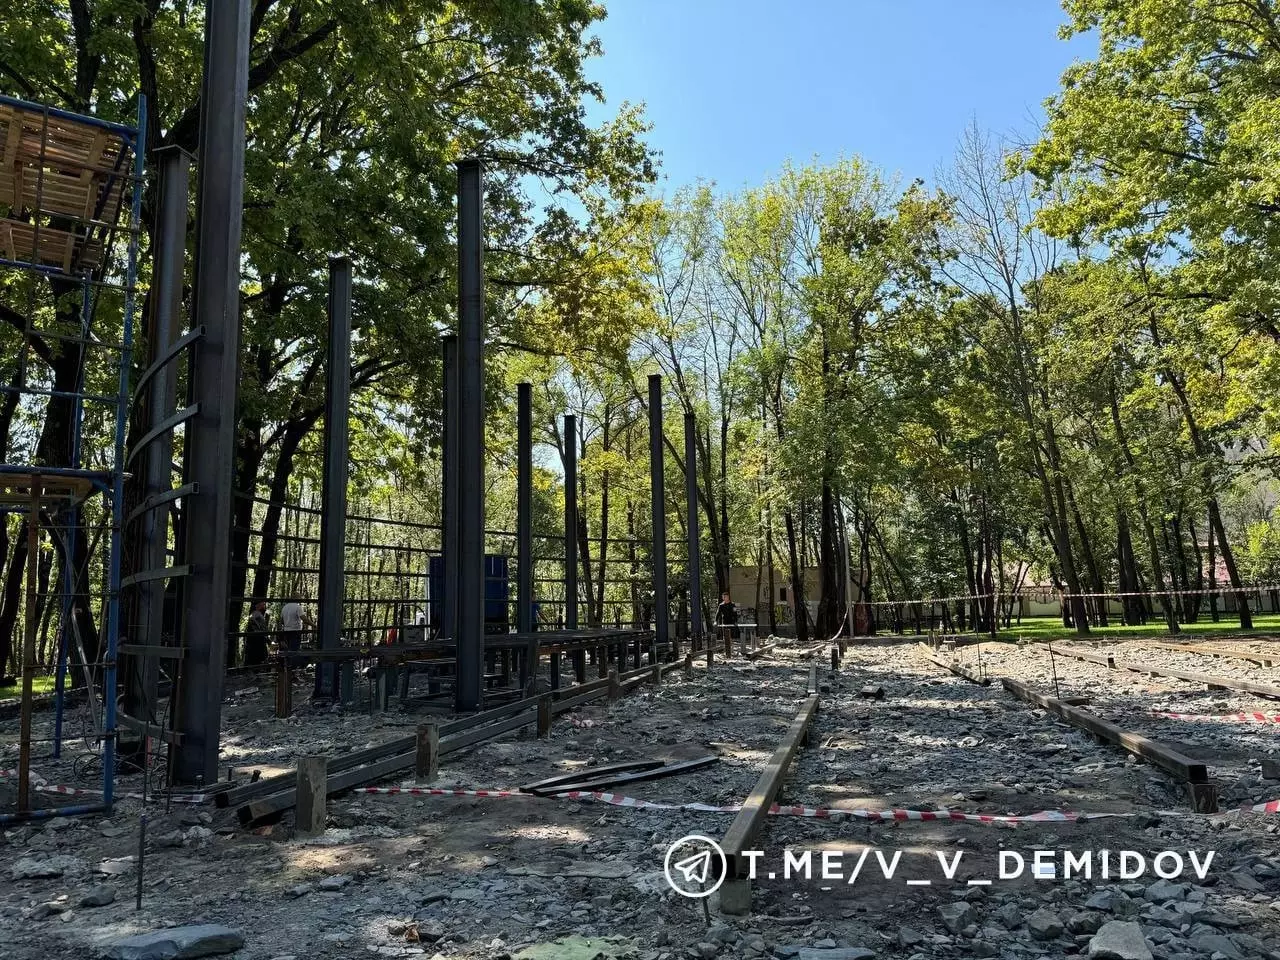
[719,693,821,914]
[1001,677,1214,811]
[1138,640,1275,668]
[1055,646,1280,700]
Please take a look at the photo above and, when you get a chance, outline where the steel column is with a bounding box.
[454,160,485,712]
[173,0,251,784]
[648,375,669,661]
[563,415,578,631]
[316,257,352,699]
[684,412,703,652]
[440,335,458,640]
[517,383,535,689]
[127,145,188,724]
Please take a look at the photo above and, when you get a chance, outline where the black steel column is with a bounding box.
[648,375,669,662]
[127,146,188,723]
[440,335,458,641]
[564,415,578,631]
[684,411,703,652]
[315,257,351,699]
[454,160,485,712]
[517,383,535,688]
[173,0,251,784]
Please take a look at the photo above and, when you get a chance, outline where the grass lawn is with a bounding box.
[991,613,1280,644]
[0,675,58,699]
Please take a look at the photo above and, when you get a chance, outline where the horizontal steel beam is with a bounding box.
[1056,645,1280,699]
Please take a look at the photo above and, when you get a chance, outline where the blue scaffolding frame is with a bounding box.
[0,93,146,823]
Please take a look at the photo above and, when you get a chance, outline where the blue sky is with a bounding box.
[584,1,1097,193]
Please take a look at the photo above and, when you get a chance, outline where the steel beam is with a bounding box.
[316,257,352,699]
[440,335,458,640]
[648,375,669,659]
[173,0,251,784]
[454,160,485,712]
[517,384,533,633]
[564,414,578,631]
[126,145,188,724]
[683,412,702,651]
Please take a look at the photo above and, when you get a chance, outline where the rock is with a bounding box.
[1142,879,1188,903]
[10,855,83,880]
[993,904,1023,929]
[153,830,185,848]
[1028,907,1064,941]
[1067,912,1104,935]
[1085,890,1118,912]
[317,874,350,891]
[1227,870,1265,893]
[778,951,875,960]
[285,884,310,899]
[1087,921,1153,960]
[706,924,734,944]
[79,886,117,908]
[692,942,719,959]
[104,925,244,960]
[1187,933,1242,959]
[938,901,973,934]
[898,927,926,948]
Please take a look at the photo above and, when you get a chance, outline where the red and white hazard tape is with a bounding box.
[0,767,206,804]
[1152,710,1280,725]
[355,784,1280,823]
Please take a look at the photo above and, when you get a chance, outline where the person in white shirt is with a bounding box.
[279,600,315,652]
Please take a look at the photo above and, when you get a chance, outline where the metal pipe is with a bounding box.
[684,412,702,651]
[517,384,533,634]
[173,0,252,784]
[316,257,352,699]
[564,415,578,631]
[648,375,669,660]
[454,159,485,712]
[440,335,458,641]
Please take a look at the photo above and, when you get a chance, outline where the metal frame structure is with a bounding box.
[0,93,146,823]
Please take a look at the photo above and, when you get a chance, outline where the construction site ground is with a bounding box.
[3,635,1280,960]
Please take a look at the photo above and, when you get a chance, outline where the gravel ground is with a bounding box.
[3,637,1279,960]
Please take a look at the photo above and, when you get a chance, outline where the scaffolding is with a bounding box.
[0,93,145,823]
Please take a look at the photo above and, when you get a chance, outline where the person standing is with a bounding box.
[715,591,739,648]
[244,600,270,666]
[280,599,315,652]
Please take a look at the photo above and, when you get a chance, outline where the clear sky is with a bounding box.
[584,1,1097,193]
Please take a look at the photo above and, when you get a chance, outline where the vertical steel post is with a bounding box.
[440,335,458,641]
[128,146,188,725]
[316,257,351,699]
[517,384,533,634]
[684,412,703,652]
[173,0,251,784]
[454,160,485,712]
[563,415,578,631]
[648,375,669,661]
[517,383,535,689]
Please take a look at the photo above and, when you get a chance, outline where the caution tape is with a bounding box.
[1152,710,1280,725]
[0,767,207,804]
[355,784,1280,823]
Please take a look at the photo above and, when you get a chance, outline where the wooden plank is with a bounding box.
[295,756,327,837]
[918,644,991,686]
[1138,640,1275,667]
[720,694,820,914]
[531,756,719,795]
[1058,646,1280,699]
[518,759,666,793]
[117,711,183,745]
[1001,678,1209,788]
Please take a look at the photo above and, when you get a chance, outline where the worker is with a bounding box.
[715,591,739,644]
[280,599,315,652]
[244,600,269,666]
